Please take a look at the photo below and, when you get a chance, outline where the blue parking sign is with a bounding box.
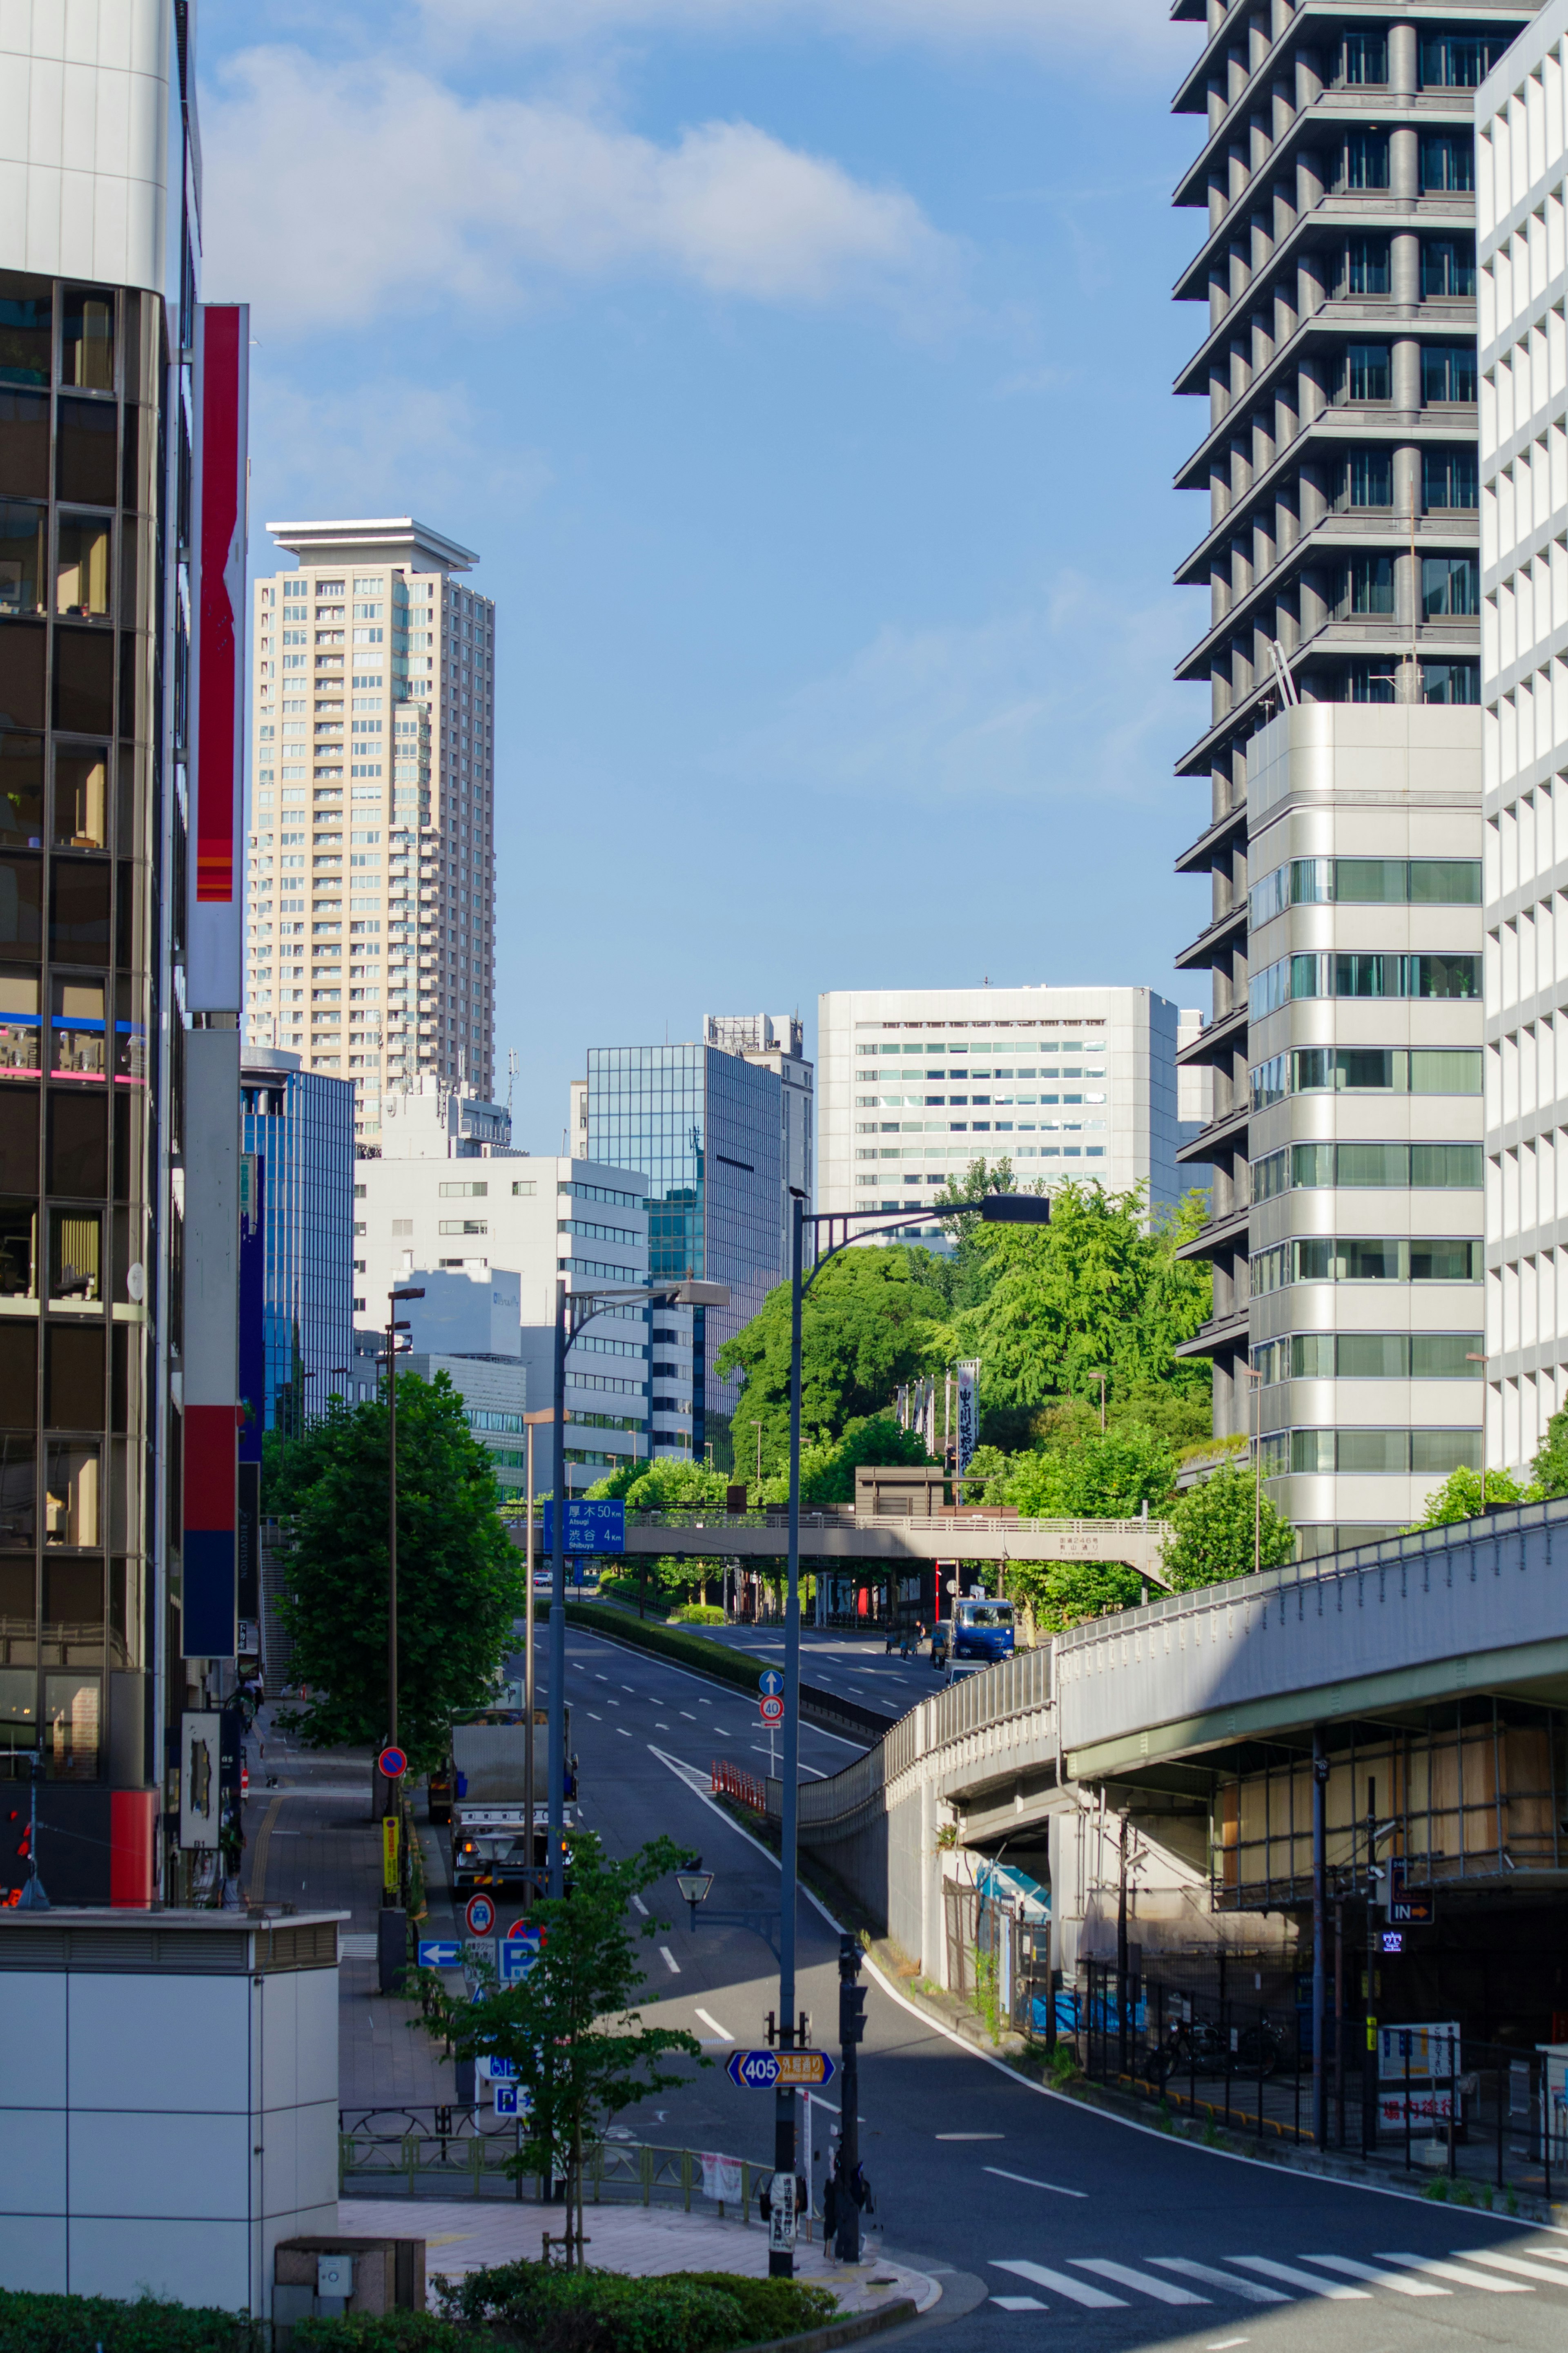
[500,1931,541,1985]
[494,2082,519,2115]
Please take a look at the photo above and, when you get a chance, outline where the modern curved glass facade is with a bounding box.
[241,1057,354,1438]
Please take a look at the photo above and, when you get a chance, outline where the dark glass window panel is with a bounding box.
[110,1325,128,1435]
[1410,1238,1480,1281]
[53,749,108,850]
[0,1089,38,1193]
[0,1201,37,1299]
[1333,339,1390,399]
[51,976,105,1080]
[47,1091,106,1198]
[49,861,111,964]
[44,1442,100,1546]
[1410,951,1480,997]
[0,854,43,958]
[0,967,39,1079]
[1420,34,1504,87]
[1337,1333,1408,1377]
[0,622,45,729]
[1338,1049,1397,1089]
[1409,858,1482,903]
[55,398,116,506]
[1422,554,1480,616]
[1339,1238,1403,1280]
[1338,553,1394,615]
[0,499,45,615]
[1342,660,1399,703]
[0,275,51,388]
[112,1086,138,1204]
[1294,1238,1332,1281]
[1420,659,1481,705]
[0,1322,34,1427]
[1335,952,1398,997]
[42,1670,98,1776]
[1340,244,1391,298]
[113,975,143,1086]
[1412,1334,1483,1378]
[109,1556,141,1668]
[1411,1143,1484,1187]
[120,404,140,512]
[1422,341,1478,401]
[0,390,49,497]
[1423,447,1479,508]
[0,1437,36,1548]
[1336,1142,1408,1186]
[118,628,136,739]
[45,1325,102,1432]
[1411,1428,1481,1473]
[60,289,114,393]
[1339,31,1388,82]
[53,629,114,735]
[1290,1142,1334,1187]
[1420,134,1475,193]
[43,1557,103,1668]
[1337,130,1390,190]
[56,513,111,618]
[0,734,43,848]
[0,1555,36,1664]
[1410,1049,1483,1094]
[1343,448,1393,506]
[1334,858,1405,901]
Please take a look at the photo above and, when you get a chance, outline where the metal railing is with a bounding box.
[339,2117,773,2217]
[796,1645,1054,1832]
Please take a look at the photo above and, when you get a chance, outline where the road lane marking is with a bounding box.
[659,1946,680,1973]
[1227,2260,1367,2300]
[1207,2339,1250,2349]
[656,1722,671,1729]
[992,2261,1123,2309]
[631,1895,649,1915]
[991,2298,1046,2311]
[617,1728,631,1737]
[1155,2264,1291,2307]
[621,1685,636,1693]
[1073,2261,1208,2305]
[1457,2250,1568,2285]
[1375,2255,1530,2293]
[1302,2257,1447,2297]
[695,2008,732,2040]
[681,1712,698,1720]
[984,2166,1085,2199]
[587,1712,604,1720]
[938,2132,1003,2141]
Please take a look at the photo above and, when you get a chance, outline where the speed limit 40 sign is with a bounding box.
[759,1695,784,1725]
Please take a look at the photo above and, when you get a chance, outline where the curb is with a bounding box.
[746,2298,918,2353]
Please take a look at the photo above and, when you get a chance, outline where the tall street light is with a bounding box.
[521,1405,555,1906]
[771,1189,1050,2276]
[546,1272,729,1897]
[384,1287,425,1774]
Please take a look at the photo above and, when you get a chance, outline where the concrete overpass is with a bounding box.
[613,1508,1175,1584]
[780,1497,1568,2026]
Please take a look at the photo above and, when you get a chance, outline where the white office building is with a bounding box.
[354,1080,652,1491]
[817,986,1203,1234]
[1477,15,1568,1470]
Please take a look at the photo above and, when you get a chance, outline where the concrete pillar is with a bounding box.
[1390,123,1419,202]
[1388,21,1419,97]
[1392,334,1422,413]
[1391,228,1421,309]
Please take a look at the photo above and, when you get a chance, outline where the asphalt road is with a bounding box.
[542,1621,1568,2353]
[668,1617,952,1722]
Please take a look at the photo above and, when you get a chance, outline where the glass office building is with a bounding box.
[586,1044,786,1465]
[241,1053,354,1436]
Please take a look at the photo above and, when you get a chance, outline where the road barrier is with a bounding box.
[712,1759,768,1813]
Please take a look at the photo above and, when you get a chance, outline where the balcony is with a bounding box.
[1175,898,1247,972]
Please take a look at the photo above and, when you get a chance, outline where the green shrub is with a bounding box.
[293,2318,460,2352]
[434,2263,748,2353]
[669,1604,727,1626]
[0,2286,262,2352]
[1423,2175,1450,2201]
[564,1604,759,1696]
[665,2273,837,2340]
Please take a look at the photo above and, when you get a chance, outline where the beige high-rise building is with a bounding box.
[246,517,497,1140]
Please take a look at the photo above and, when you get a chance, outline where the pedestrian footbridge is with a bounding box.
[784,1499,1568,1993]
[617,1508,1176,1583]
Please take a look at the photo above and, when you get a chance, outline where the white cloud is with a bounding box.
[202,48,955,333]
[246,376,552,545]
[412,0,1185,68]
[733,580,1192,808]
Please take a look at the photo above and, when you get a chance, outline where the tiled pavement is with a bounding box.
[341,2197,940,2314]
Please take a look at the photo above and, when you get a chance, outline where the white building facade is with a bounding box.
[353,1083,652,1492]
[817,986,1202,1234]
[1478,14,1568,1471]
[246,518,496,1145]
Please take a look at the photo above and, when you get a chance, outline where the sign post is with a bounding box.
[725,2050,835,2090]
[768,2169,797,2257]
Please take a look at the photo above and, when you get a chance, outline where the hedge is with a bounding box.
[435,2260,837,2351]
[0,2287,262,2352]
[563,1603,762,1696]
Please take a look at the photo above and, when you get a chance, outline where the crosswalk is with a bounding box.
[988,2246,1568,2313]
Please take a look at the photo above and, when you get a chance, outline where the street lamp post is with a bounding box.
[521,1406,553,1907]
[546,1273,729,1898]
[772,1189,1050,2277]
[383,1287,424,1782]
[1243,1363,1263,1578]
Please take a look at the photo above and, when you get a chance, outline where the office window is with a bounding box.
[1337,30,1388,83]
[1419,33,1505,86]
[1421,341,1477,402]
[1421,555,1479,616]
[1421,659,1480,705]
[1339,661,1399,703]
[1335,130,1390,191]
[1336,553,1395,616]
[1421,238,1477,299]
[1338,447,1394,508]
[1419,134,1475,193]
[1333,241,1392,299]
[1423,448,1478,509]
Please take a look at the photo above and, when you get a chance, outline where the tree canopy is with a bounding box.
[277,1373,522,1769]
[1160,1463,1295,1590]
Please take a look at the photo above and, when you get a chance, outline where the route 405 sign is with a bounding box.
[726,2049,835,2090]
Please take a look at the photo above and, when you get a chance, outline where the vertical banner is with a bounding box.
[182,1030,242,1658]
[187,301,248,1012]
[956,1359,980,1474]
[238,1151,265,1463]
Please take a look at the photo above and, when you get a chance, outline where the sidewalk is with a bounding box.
[341,2196,941,2315]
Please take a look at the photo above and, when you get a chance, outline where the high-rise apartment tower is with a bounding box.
[1172,4,1536,1548]
[247,519,496,1142]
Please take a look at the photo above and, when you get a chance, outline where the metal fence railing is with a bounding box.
[339,2116,773,2217]
[1049,1963,1568,2206]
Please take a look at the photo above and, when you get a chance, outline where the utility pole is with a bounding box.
[1312,1727,1328,2147]
[835,1934,866,2261]
[383,1287,424,1772]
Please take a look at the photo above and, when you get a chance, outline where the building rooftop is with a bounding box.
[264,517,479,573]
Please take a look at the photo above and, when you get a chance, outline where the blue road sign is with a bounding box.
[758,1669,784,1697]
[494,2082,520,2116]
[726,2049,835,2090]
[542,1499,625,1556]
[499,1932,542,1985]
[416,1939,462,1969]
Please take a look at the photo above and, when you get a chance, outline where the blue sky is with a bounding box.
[199,0,1208,1153]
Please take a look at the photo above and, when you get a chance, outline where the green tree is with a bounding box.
[277,1375,522,1768]
[1411,1465,1537,1528]
[1533,1405,1568,1498]
[947,1181,1212,1416]
[756,1411,936,1506]
[1004,1421,1176,1519]
[715,1247,949,1466]
[585,1459,732,1508]
[418,1833,703,2266]
[1007,1558,1145,1635]
[1160,1463,1295,1590]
